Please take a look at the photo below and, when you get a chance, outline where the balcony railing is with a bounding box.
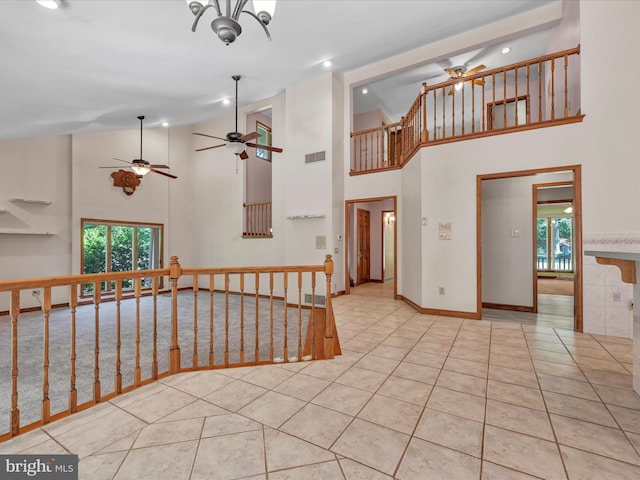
[0,255,339,441]
[244,201,273,238]
[351,46,583,174]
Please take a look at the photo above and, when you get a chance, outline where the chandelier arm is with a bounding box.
[232,0,250,20]
[241,10,272,40]
[191,3,213,32]
[211,0,222,17]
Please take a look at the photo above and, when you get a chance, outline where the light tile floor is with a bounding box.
[2,294,640,479]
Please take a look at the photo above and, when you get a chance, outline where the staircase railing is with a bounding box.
[0,255,339,441]
[351,46,583,174]
[243,201,273,237]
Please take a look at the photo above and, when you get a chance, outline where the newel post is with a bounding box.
[169,256,182,374]
[420,82,429,143]
[323,255,339,359]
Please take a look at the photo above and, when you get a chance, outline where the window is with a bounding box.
[256,121,272,162]
[81,219,163,295]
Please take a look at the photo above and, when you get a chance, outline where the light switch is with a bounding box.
[439,232,452,240]
[511,229,521,237]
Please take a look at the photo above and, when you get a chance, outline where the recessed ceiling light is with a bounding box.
[35,0,60,9]
[362,88,368,95]
[502,47,511,54]
[323,60,332,68]
[161,122,169,127]
[222,98,231,105]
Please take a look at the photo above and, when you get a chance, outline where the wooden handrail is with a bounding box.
[350,46,583,174]
[0,255,339,441]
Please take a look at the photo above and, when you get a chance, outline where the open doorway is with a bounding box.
[477,166,582,331]
[345,196,397,298]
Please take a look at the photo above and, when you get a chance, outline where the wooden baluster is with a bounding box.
[461,82,465,135]
[433,89,437,140]
[10,290,20,436]
[115,281,122,394]
[514,67,519,126]
[269,272,274,362]
[134,278,142,386]
[422,85,427,142]
[297,271,302,361]
[526,65,531,124]
[209,274,215,367]
[169,256,181,374]
[255,273,260,363]
[551,57,556,120]
[502,70,507,128]
[452,86,456,136]
[152,276,159,379]
[563,54,569,117]
[93,283,101,403]
[471,79,475,133]
[538,61,542,122]
[491,73,496,129]
[482,76,486,132]
[68,286,78,413]
[324,255,335,359]
[192,275,199,368]
[310,272,316,358]
[224,273,229,367]
[240,273,245,364]
[41,287,51,424]
[283,272,288,362]
[442,87,446,138]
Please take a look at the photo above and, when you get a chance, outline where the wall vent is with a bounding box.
[304,293,326,306]
[305,151,326,164]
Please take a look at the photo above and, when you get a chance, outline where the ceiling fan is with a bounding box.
[193,75,283,160]
[100,116,177,179]
[445,64,486,95]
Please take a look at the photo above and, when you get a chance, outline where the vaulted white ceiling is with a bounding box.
[0,0,558,140]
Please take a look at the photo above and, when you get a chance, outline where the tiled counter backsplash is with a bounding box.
[583,232,640,338]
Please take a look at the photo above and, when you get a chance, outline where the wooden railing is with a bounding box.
[0,255,339,441]
[351,46,583,174]
[243,201,272,237]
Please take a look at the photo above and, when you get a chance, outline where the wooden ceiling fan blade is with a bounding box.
[149,164,170,169]
[444,67,456,77]
[195,144,226,152]
[473,79,486,87]
[240,131,260,142]
[239,150,249,160]
[99,166,123,169]
[448,85,455,96]
[150,168,177,179]
[465,64,486,76]
[193,132,227,141]
[245,142,284,153]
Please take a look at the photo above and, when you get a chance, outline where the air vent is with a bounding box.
[304,293,326,306]
[305,151,326,164]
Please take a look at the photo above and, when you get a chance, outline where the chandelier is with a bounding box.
[186,0,277,45]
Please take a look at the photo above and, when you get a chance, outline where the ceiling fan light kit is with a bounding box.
[187,0,276,45]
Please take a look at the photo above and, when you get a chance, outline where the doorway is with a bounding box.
[345,196,397,298]
[477,166,582,331]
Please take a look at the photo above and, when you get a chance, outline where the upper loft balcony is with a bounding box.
[350,46,584,175]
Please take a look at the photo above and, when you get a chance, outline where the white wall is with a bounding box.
[0,135,72,309]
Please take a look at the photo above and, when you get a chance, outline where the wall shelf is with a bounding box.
[0,230,55,236]
[9,197,52,205]
[286,214,326,220]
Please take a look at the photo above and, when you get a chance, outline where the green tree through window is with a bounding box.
[81,219,163,295]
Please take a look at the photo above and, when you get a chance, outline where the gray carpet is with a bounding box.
[0,290,311,434]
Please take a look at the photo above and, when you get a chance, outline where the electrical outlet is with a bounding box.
[31,289,40,297]
[439,287,445,295]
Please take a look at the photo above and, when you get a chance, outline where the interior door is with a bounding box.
[357,208,370,285]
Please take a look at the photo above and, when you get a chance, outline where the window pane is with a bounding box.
[83,224,107,293]
[537,218,548,270]
[111,225,133,288]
